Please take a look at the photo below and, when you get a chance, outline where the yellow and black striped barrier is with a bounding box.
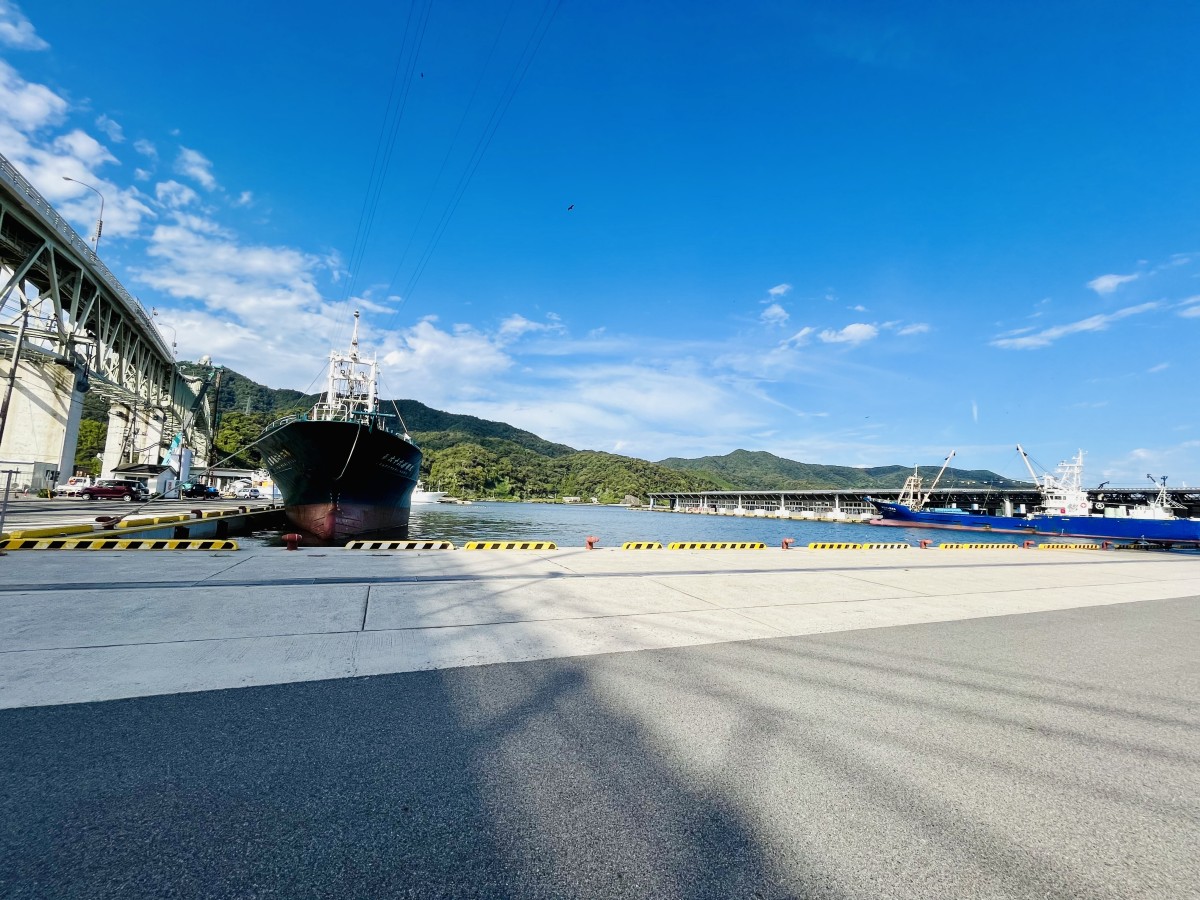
[667,542,766,550]
[345,540,456,550]
[808,542,864,550]
[622,541,664,550]
[463,541,558,550]
[1,538,238,551]
[938,543,1020,550]
[861,543,910,550]
[1037,543,1103,550]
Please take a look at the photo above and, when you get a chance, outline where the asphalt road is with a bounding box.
[2,597,1197,899]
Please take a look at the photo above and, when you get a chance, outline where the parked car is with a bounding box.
[80,480,149,502]
[234,487,262,500]
[179,482,220,499]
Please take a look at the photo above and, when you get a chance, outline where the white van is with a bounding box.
[56,476,95,497]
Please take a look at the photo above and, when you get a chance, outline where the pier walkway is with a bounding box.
[2,545,1196,707]
[2,547,1197,898]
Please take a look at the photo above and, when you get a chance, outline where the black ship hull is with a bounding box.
[258,419,421,543]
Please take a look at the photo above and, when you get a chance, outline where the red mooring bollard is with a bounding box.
[283,533,303,551]
[1023,540,1036,549]
[1101,541,1112,550]
[585,535,600,550]
[781,538,795,550]
[919,539,933,548]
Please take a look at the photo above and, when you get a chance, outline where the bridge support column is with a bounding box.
[101,403,132,478]
[0,356,79,481]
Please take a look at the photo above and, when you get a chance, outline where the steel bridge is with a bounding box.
[0,152,212,491]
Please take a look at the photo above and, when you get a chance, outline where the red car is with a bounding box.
[80,480,149,502]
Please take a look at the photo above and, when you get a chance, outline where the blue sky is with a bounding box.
[2,0,1198,484]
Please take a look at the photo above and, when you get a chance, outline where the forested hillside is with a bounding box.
[76,367,1022,499]
[657,449,1027,491]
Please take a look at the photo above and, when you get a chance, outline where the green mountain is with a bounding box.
[79,366,1021,499]
[656,449,1026,491]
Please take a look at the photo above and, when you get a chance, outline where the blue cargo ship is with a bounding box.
[867,446,1200,546]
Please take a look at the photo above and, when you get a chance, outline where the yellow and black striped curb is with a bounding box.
[622,541,664,550]
[808,542,865,550]
[861,543,910,550]
[345,540,456,550]
[938,543,1021,550]
[463,541,558,550]
[1,539,239,551]
[1037,543,1103,550]
[667,542,766,550]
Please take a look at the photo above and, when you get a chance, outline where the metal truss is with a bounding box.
[0,153,203,443]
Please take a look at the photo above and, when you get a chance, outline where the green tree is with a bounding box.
[73,419,107,475]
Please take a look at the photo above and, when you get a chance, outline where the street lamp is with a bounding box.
[61,176,105,251]
[151,308,177,356]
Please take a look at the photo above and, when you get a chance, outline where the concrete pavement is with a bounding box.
[2,596,1197,898]
[2,545,1198,708]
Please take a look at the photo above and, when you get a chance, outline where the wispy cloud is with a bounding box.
[991,302,1160,350]
[1148,362,1169,373]
[497,312,565,341]
[767,283,791,298]
[175,146,217,190]
[94,114,123,142]
[760,302,788,327]
[819,323,878,345]
[1179,295,1200,318]
[0,1,47,50]
[781,326,814,347]
[1086,272,1138,295]
[896,322,929,336]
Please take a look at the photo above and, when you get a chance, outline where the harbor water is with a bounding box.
[400,502,1033,547]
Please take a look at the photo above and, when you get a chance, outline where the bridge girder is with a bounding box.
[0,153,205,450]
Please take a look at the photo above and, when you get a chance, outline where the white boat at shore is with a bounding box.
[410,482,447,504]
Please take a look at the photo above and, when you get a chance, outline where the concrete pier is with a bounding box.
[2,546,1197,898]
[2,545,1197,709]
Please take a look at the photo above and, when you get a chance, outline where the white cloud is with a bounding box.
[235,190,253,206]
[782,326,815,347]
[1148,362,1169,373]
[971,400,978,423]
[133,138,158,160]
[767,283,791,298]
[95,114,124,142]
[155,180,199,208]
[497,313,565,341]
[0,59,66,133]
[0,1,47,50]
[1086,272,1138,295]
[991,302,1160,350]
[760,302,788,327]
[380,318,512,399]
[897,323,929,336]
[849,304,867,312]
[53,129,116,169]
[1178,295,1200,318]
[819,323,878,345]
[175,146,217,189]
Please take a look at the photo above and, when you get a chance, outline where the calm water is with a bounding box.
[248,501,1195,551]
[403,502,1027,547]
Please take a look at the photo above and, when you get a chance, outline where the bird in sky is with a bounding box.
[567,204,574,211]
